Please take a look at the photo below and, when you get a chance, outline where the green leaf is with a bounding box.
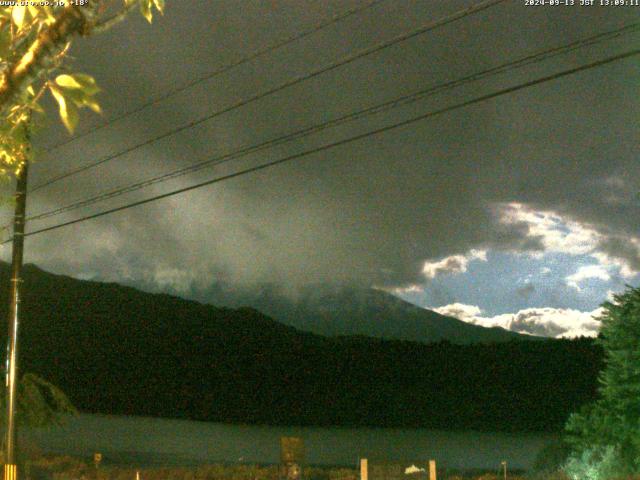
[30,101,44,114]
[26,5,39,20]
[11,5,26,29]
[17,83,36,105]
[53,76,102,119]
[55,74,84,89]
[55,73,100,95]
[41,5,55,24]
[71,73,101,95]
[50,85,79,133]
[59,85,101,113]
[59,88,84,107]
[83,97,102,114]
[153,0,165,14]
[140,0,153,22]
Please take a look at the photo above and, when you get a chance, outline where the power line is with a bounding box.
[30,0,506,192]
[41,0,388,154]
[10,48,638,243]
[25,22,640,223]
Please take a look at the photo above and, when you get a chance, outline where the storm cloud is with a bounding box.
[3,0,638,300]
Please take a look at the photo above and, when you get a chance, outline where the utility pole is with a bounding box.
[4,158,28,480]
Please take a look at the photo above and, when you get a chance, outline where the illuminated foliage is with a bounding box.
[0,373,76,428]
[564,286,640,478]
[0,0,164,177]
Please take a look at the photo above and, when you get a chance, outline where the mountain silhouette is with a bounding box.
[0,262,602,431]
[202,283,538,344]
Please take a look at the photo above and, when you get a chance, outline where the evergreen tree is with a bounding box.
[0,373,76,429]
[565,286,640,478]
[0,373,76,463]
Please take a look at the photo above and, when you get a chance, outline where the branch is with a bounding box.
[92,0,140,34]
[0,2,98,115]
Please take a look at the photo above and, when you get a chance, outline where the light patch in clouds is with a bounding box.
[422,249,487,279]
[434,303,482,322]
[566,265,611,291]
[147,267,197,295]
[592,245,640,280]
[496,202,639,280]
[496,202,598,256]
[434,302,603,339]
[391,284,424,294]
[4,2,635,306]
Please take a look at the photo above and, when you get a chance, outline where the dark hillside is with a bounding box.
[0,263,603,431]
[203,284,539,344]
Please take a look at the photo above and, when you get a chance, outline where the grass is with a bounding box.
[23,456,545,480]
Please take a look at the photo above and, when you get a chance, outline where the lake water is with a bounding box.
[23,414,557,471]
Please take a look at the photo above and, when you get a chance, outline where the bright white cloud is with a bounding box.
[390,284,424,295]
[495,202,640,280]
[566,265,611,291]
[422,249,487,279]
[497,202,598,255]
[148,267,196,295]
[434,303,603,339]
[433,302,482,322]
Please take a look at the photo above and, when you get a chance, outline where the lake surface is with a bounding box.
[23,414,557,471]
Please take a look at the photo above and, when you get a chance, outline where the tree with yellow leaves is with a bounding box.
[0,1,164,472]
[0,0,164,177]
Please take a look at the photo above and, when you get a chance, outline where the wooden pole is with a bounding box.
[360,458,368,480]
[4,160,28,480]
[428,460,436,480]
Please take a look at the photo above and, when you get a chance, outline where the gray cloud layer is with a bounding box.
[5,1,638,297]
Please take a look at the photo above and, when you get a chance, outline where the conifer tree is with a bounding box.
[565,286,640,478]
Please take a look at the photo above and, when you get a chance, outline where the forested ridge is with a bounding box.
[0,263,602,432]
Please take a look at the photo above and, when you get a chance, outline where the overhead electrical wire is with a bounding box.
[30,0,507,193]
[6,48,637,244]
[24,22,640,224]
[42,0,389,154]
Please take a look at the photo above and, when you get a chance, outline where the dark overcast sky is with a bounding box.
[1,0,638,334]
